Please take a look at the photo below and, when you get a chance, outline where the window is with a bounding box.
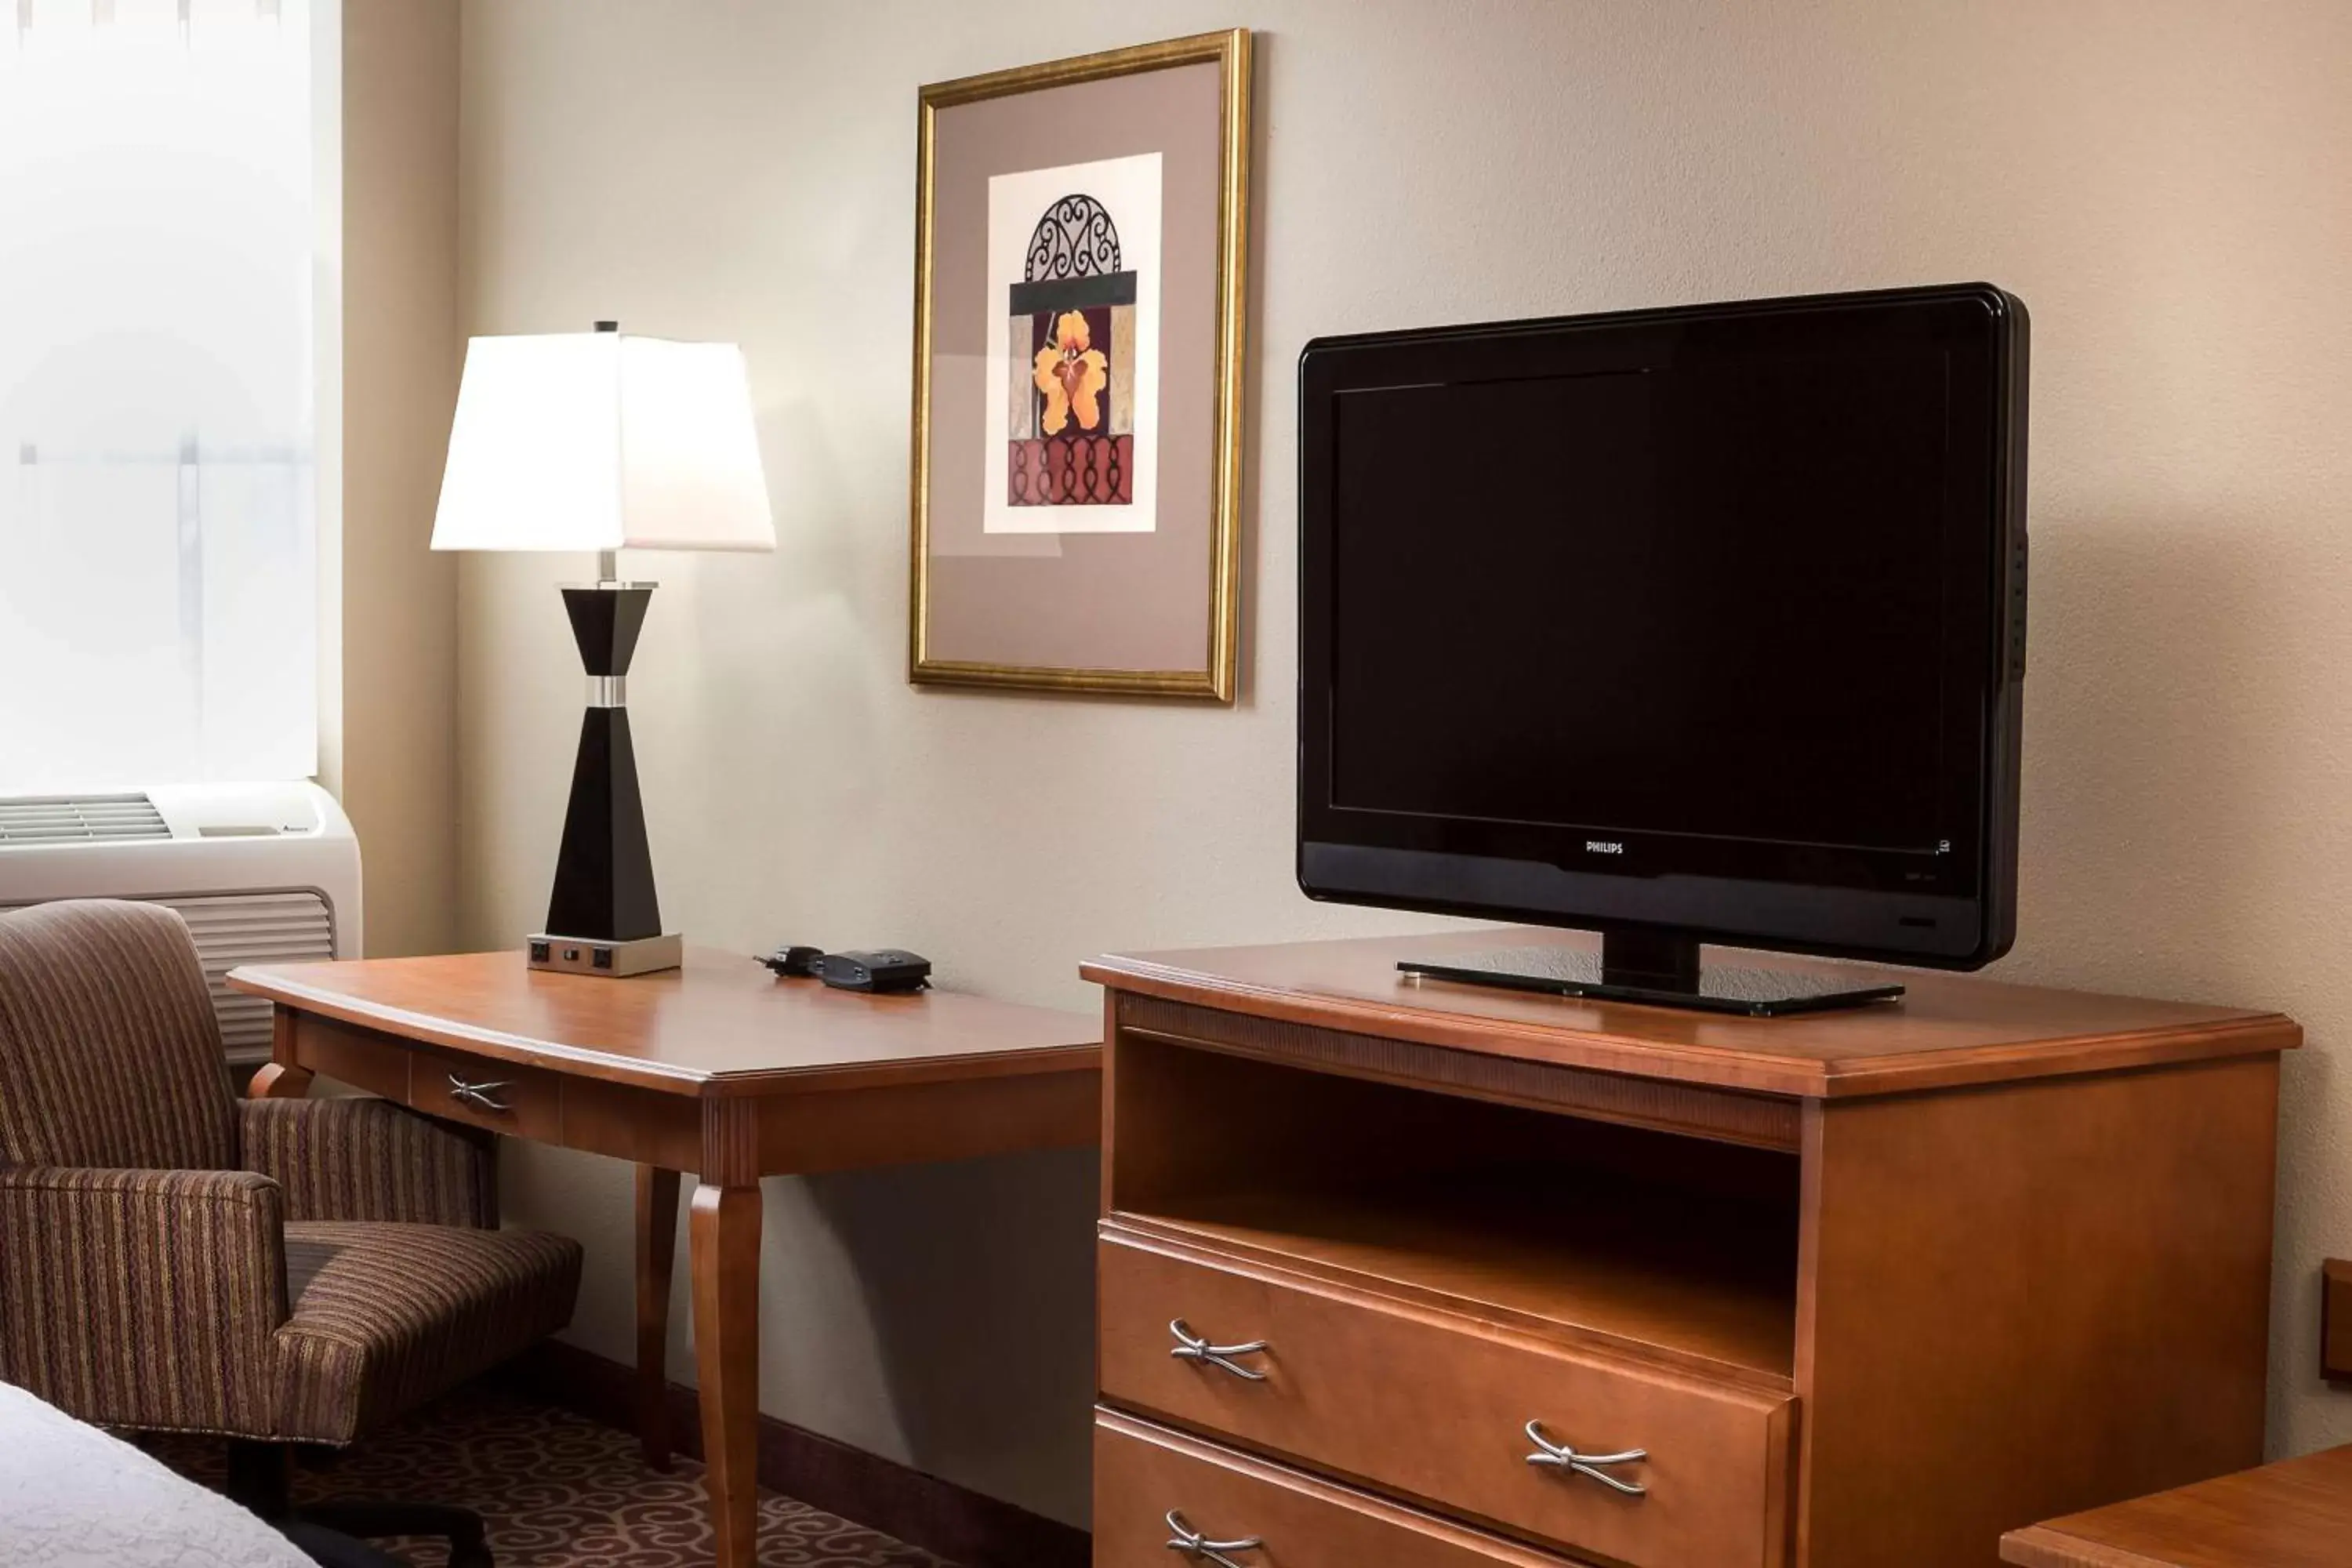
[0,0,319,789]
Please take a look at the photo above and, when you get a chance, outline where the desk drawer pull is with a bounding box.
[1524,1418,1648,1496]
[1163,1509,1261,1566]
[1169,1319,1269,1381]
[446,1073,514,1114]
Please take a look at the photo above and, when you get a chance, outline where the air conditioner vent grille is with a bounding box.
[0,793,170,844]
[169,891,336,1066]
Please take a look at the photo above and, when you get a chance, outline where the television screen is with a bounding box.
[1298,285,2027,970]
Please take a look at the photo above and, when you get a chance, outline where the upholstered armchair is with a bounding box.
[0,899,582,1561]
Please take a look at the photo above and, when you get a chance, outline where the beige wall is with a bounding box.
[452,0,2352,1526]
[335,0,463,959]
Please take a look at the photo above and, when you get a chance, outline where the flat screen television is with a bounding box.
[1297,284,2030,1014]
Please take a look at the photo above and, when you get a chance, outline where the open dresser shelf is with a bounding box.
[1118,1167,1798,1386]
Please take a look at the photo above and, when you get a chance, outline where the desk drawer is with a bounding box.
[1097,1408,1588,1568]
[1099,1228,1793,1568]
[406,1047,561,1141]
[288,1014,413,1102]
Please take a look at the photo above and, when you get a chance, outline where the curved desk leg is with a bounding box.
[635,1165,683,1470]
[249,1060,314,1099]
[691,1179,762,1568]
[250,1010,315,1099]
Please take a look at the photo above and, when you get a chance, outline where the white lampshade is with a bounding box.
[430,330,776,554]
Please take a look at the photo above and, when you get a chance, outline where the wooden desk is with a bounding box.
[2002,1444,2352,1567]
[230,948,1100,1568]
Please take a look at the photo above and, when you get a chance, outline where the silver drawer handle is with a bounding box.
[1164,1509,1262,1566]
[1169,1319,1269,1381]
[446,1073,513,1114]
[1525,1419,1648,1496]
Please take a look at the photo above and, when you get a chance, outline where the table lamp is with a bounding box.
[430,321,775,976]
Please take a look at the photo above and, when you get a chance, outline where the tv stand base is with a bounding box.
[1398,930,1904,1016]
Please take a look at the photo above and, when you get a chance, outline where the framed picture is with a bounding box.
[909,29,1251,701]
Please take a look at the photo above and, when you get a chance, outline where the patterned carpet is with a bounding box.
[152,1387,950,1568]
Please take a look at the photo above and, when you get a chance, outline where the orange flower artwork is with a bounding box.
[1033,310,1109,435]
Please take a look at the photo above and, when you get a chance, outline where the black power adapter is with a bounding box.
[762,945,931,994]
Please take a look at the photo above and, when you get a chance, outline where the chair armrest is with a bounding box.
[238,1097,496,1229]
[0,1166,285,1435]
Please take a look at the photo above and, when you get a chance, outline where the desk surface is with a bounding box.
[1083,927,2300,1098]
[2001,1445,2352,1568]
[230,946,1099,1098]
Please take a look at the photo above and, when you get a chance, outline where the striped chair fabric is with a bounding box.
[276,1221,582,1443]
[241,1096,498,1229]
[0,898,235,1171]
[0,900,580,1445]
[0,1164,288,1435]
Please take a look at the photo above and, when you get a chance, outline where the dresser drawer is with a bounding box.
[405,1047,561,1141]
[1099,1227,1794,1568]
[1098,1408,1588,1568]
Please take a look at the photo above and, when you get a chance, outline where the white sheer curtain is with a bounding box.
[0,0,318,790]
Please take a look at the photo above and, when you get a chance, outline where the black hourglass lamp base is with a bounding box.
[525,580,682,978]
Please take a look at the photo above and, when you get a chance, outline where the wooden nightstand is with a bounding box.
[2002,1444,2352,1567]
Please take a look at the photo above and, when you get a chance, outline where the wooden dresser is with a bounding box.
[1080,930,2299,1568]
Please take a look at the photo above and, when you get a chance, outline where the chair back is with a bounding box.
[0,899,234,1170]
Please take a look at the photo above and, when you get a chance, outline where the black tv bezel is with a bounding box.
[1296,283,2029,971]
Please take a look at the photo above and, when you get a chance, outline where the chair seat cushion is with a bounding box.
[272,1221,582,1445]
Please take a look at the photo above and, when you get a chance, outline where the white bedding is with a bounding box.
[0,1380,315,1568]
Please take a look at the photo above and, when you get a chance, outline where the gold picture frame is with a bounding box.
[909,29,1252,701]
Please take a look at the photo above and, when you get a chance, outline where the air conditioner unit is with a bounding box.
[0,782,361,1073]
